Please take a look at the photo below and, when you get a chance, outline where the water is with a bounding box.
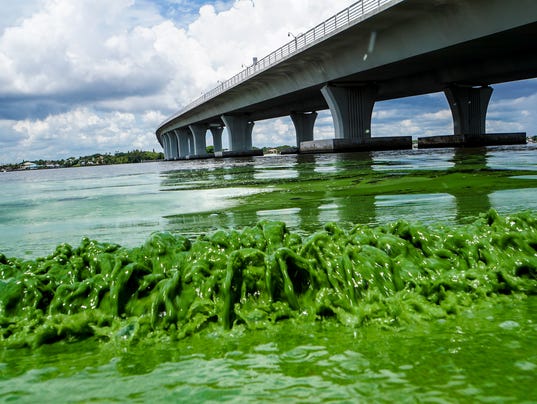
[1,145,537,402]
[2,145,537,259]
[0,160,260,258]
[1,300,537,402]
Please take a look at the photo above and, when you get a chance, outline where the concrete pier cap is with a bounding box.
[209,125,224,153]
[291,111,317,149]
[189,124,209,157]
[162,133,171,160]
[445,84,493,136]
[418,84,526,148]
[221,115,254,152]
[321,84,378,143]
[303,83,412,153]
[176,127,192,159]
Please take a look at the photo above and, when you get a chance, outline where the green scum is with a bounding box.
[1,210,537,348]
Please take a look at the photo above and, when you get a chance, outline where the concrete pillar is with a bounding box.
[321,84,377,142]
[177,127,194,157]
[168,131,179,160]
[291,112,317,146]
[176,128,190,158]
[187,131,195,155]
[160,133,167,159]
[445,85,493,136]
[210,126,224,152]
[221,115,254,152]
[189,124,209,156]
[165,132,175,160]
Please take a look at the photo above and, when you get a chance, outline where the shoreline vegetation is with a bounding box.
[0,150,165,172]
[3,137,537,172]
[1,210,536,348]
[0,146,296,172]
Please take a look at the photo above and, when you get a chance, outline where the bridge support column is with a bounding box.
[189,124,209,156]
[221,115,254,152]
[210,126,224,152]
[445,85,493,136]
[419,84,525,148]
[186,130,195,155]
[168,131,179,160]
[175,128,190,158]
[161,133,170,160]
[164,132,178,160]
[321,84,377,142]
[291,112,317,146]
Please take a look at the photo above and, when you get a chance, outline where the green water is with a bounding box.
[2,146,537,402]
[1,303,536,402]
[1,299,536,402]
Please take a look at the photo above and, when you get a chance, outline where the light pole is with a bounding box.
[288,32,302,51]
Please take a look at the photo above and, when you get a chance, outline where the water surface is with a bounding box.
[1,145,537,402]
[2,145,537,258]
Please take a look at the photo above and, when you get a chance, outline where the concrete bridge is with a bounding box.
[156,0,537,160]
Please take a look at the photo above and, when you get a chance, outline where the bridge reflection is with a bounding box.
[161,147,536,236]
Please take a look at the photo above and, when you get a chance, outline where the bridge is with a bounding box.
[156,0,537,160]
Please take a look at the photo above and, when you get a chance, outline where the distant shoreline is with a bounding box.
[4,139,536,173]
[0,150,164,172]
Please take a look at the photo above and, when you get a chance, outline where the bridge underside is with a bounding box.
[157,0,537,159]
[204,22,537,124]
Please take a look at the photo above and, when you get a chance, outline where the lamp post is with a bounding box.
[288,32,302,51]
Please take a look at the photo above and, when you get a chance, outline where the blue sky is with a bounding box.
[0,0,535,164]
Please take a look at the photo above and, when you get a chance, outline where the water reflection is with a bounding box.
[2,147,534,258]
[160,146,537,236]
[450,148,492,223]
[332,152,377,226]
[160,158,262,235]
[376,193,457,224]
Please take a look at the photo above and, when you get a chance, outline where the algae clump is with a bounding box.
[1,210,537,348]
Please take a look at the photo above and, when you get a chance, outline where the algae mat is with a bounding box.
[2,146,537,402]
[1,211,537,401]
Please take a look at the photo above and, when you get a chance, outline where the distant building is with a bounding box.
[21,162,38,170]
[265,148,279,155]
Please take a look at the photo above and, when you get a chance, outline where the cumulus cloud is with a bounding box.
[0,1,536,164]
[6,107,164,162]
[0,0,356,163]
[487,81,537,136]
[0,0,169,102]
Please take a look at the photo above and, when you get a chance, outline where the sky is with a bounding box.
[0,0,536,164]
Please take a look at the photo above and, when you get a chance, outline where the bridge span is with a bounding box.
[156,0,537,160]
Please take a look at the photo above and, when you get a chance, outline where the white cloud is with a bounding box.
[488,89,537,136]
[5,107,162,163]
[420,109,452,121]
[0,1,536,163]
[0,0,356,162]
[0,0,45,34]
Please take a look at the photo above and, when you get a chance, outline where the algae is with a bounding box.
[1,210,537,348]
[164,149,537,234]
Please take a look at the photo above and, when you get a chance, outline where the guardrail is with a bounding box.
[160,0,394,130]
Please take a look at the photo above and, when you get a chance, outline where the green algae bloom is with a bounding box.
[1,210,537,348]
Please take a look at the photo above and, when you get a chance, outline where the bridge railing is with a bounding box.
[160,0,394,130]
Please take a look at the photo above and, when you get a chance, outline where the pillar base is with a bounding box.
[280,147,299,155]
[214,150,263,158]
[185,153,215,160]
[299,137,412,154]
[221,115,254,152]
[418,133,526,148]
[321,84,377,142]
[291,112,317,146]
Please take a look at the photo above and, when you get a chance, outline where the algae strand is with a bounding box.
[1,210,537,348]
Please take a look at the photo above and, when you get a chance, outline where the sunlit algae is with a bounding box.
[1,210,536,348]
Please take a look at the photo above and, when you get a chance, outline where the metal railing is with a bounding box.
[159,0,395,130]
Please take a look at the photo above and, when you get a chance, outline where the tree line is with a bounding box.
[1,150,164,172]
